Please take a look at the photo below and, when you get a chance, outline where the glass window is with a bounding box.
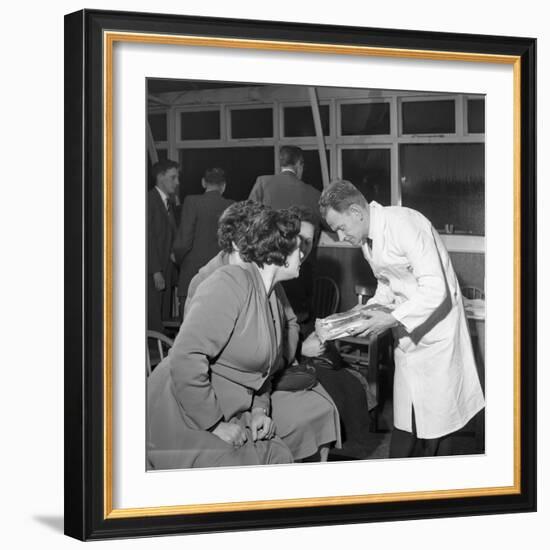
[231,108,273,138]
[179,147,275,201]
[467,99,485,134]
[180,110,220,140]
[283,105,330,137]
[399,143,485,235]
[402,100,455,134]
[148,113,167,141]
[302,149,330,192]
[341,102,390,135]
[341,149,391,205]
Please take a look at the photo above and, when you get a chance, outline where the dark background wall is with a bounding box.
[317,247,485,311]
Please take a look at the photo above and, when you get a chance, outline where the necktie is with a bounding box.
[166,198,176,227]
[365,237,373,253]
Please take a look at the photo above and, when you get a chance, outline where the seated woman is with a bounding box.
[147,208,304,469]
[184,200,341,462]
[275,206,374,459]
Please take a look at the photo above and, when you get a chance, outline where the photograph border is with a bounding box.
[64,9,536,540]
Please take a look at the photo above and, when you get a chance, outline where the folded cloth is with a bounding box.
[315,304,390,343]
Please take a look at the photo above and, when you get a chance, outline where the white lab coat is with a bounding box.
[364,202,485,439]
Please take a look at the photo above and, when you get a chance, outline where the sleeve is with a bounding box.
[389,214,448,333]
[168,268,248,429]
[252,379,272,415]
[173,197,197,264]
[248,177,264,203]
[276,285,300,364]
[147,198,162,274]
[366,277,396,308]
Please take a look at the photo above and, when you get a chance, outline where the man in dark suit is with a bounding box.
[147,159,180,333]
[249,146,321,322]
[249,145,321,224]
[174,168,234,311]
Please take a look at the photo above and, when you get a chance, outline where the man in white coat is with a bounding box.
[319,180,485,457]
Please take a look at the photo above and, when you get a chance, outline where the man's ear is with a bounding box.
[348,203,364,219]
[201,178,207,190]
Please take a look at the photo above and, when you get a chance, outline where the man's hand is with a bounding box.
[211,422,248,447]
[153,271,165,291]
[250,408,275,441]
[301,332,326,358]
[353,310,398,338]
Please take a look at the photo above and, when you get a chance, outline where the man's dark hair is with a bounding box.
[239,208,301,268]
[287,205,316,227]
[319,179,368,217]
[217,200,268,254]
[203,167,226,187]
[151,159,179,182]
[279,145,304,168]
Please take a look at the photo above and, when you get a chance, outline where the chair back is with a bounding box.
[462,286,485,300]
[312,276,340,318]
[146,330,174,376]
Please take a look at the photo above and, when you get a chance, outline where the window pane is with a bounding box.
[342,149,391,205]
[400,143,485,235]
[402,100,455,134]
[467,99,485,134]
[179,147,275,201]
[302,149,330,192]
[148,113,167,141]
[180,110,220,140]
[283,105,330,137]
[231,108,273,138]
[341,103,390,135]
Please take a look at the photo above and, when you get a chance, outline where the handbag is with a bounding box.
[272,362,318,392]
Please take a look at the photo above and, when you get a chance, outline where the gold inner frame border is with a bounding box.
[102,30,522,519]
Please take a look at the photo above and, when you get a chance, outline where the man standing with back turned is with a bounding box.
[249,145,321,222]
[319,180,485,458]
[173,167,234,311]
[249,145,321,322]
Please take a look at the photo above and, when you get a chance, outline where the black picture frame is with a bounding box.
[64,8,536,541]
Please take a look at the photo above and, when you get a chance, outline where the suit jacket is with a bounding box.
[147,188,176,276]
[173,190,234,297]
[364,201,485,438]
[248,171,321,223]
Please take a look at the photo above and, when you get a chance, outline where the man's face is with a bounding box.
[157,167,179,196]
[324,206,366,247]
[299,221,315,262]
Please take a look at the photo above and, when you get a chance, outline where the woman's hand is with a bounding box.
[211,422,248,447]
[251,408,275,441]
[301,332,326,358]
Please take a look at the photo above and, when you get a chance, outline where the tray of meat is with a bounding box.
[315,304,391,343]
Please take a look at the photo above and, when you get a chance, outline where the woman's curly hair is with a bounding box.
[217,200,267,254]
[239,208,301,267]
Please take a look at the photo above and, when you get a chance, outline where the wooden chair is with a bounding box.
[312,276,340,318]
[146,330,174,376]
[334,284,392,432]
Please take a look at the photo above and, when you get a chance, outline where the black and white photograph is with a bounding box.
[145,79,487,470]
